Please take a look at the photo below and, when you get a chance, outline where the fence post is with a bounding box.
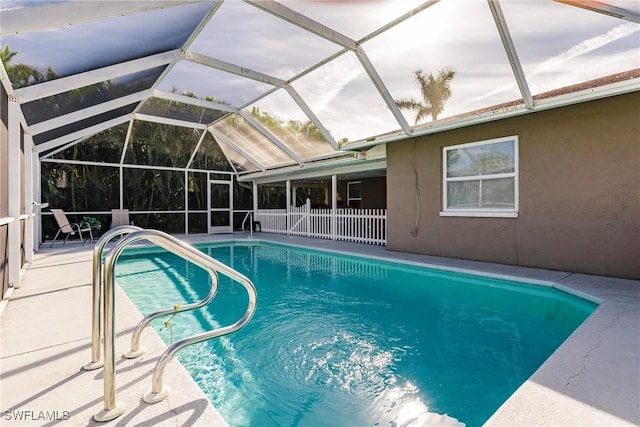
[305,198,311,237]
[331,175,337,240]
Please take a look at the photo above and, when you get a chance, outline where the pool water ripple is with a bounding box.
[116,242,596,427]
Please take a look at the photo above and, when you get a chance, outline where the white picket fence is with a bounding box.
[255,200,386,245]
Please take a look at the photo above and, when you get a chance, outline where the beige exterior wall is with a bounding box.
[387,92,640,279]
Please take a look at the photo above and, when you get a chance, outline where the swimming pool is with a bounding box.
[116,241,596,427]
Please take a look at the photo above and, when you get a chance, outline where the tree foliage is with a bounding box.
[395,67,456,123]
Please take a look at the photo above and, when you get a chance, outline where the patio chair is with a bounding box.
[50,209,93,247]
[110,209,133,229]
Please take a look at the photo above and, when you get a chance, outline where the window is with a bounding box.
[441,136,518,217]
[347,181,362,209]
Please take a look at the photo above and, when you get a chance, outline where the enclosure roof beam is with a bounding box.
[13,50,179,103]
[185,130,208,169]
[1,1,206,36]
[285,84,339,150]
[355,46,412,135]
[185,51,287,88]
[244,0,357,50]
[133,113,208,130]
[488,0,533,109]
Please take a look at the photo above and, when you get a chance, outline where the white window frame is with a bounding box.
[347,181,362,208]
[440,135,519,218]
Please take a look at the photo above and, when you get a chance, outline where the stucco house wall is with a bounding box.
[386,92,640,279]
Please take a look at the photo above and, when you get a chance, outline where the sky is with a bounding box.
[1,0,639,146]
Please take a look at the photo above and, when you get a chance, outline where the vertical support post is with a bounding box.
[331,175,337,241]
[285,180,291,235]
[33,158,42,249]
[228,179,234,233]
[252,181,258,236]
[252,181,258,214]
[118,165,124,209]
[7,97,21,289]
[184,171,189,235]
[23,133,34,263]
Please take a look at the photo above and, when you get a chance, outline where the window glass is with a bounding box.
[347,181,362,208]
[446,140,515,178]
[481,177,515,209]
[443,137,518,216]
[447,181,480,209]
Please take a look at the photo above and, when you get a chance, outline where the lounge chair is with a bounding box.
[50,209,93,247]
[110,209,133,229]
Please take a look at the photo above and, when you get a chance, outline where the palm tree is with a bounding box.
[0,45,52,88]
[395,67,456,123]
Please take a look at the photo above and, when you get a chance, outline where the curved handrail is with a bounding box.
[84,225,142,371]
[124,262,219,358]
[144,252,257,402]
[96,229,257,420]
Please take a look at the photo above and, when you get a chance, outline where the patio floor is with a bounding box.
[1,232,638,426]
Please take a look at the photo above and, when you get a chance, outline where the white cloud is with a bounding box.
[533,22,639,75]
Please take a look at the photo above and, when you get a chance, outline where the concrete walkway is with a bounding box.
[1,233,639,426]
[0,243,225,426]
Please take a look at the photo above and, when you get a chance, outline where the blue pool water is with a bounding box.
[116,242,596,427]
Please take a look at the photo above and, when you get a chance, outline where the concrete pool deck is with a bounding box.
[1,232,638,426]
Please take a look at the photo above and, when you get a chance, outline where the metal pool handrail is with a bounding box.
[241,211,254,239]
[94,229,257,422]
[143,248,258,404]
[84,225,142,371]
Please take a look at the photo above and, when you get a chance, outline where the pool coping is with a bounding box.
[2,232,638,426]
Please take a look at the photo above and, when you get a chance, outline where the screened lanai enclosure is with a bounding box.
[1,1,639,290]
